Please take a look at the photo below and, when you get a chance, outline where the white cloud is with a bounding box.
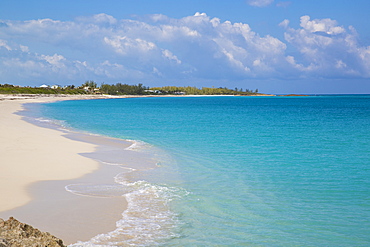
[335,60,347,69]
[152,67,162,77]
[104,36,157,55]
[92,13,117,25]
[93,60,144,79]
[0,13,369,86]
[162,49,181,64]
[299,15,345,35]
[247,0,274,7]
[0,12,291,84]
[41,54,66,67]
[19,45,29,52]
[279,19,290,29]
[0,40,12,51]
[282,15,370,77]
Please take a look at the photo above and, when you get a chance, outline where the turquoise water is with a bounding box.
[39,96,370,246]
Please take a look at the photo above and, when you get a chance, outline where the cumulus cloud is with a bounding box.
[282,15,370,77]
[299,15,345,35]
[104,36,157,55]
[0,12,290,85]
[247,0,274,7]
[0,13,369,86]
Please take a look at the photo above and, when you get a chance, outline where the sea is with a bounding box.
[27,95,370,246]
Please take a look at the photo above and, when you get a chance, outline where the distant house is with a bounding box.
[63,85,75,89]
[39,84,50,88]
[51,85,60,89]
[144,90,161,94]
[174,91,186,95]
[82,86,101,94]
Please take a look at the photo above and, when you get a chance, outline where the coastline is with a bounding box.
[2,94,368,246]
[0,94,138,244]
[0,93,266,244]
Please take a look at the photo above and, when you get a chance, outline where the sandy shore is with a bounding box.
[0,94,133,244]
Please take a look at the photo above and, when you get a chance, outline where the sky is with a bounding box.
[1,0,370,94]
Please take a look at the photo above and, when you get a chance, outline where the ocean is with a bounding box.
[32,95,370,246]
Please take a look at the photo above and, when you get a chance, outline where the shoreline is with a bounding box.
[1,92,268,244]
[0,93,277,102]
[0,93,276,245]
[0,94,142,244]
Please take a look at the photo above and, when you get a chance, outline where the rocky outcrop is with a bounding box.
[0,217,66,247]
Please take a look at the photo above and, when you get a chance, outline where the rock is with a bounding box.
[0,217,66,247]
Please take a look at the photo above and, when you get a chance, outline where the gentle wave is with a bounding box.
[65,184,134,198]
[124,139,152,151]
[34,117,53,123]
[22,101,186,246]
[31,116,70,131]
[65,137,186,246]
[69,180,188,246]
[39,96,370,246]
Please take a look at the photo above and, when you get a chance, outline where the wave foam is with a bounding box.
[65,184,134,198]
[124,140,151,151]
[32,117,70,132]
[70,181,187,246]
[34,117,52,123]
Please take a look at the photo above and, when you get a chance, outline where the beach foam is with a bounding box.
[125,139,152,151]
[64,139,187,246]
[70,180,185,246]
[65,184,135,198]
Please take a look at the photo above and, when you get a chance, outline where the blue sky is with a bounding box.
[1,0,370,94]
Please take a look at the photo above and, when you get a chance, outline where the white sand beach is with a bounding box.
[0,95,131,244]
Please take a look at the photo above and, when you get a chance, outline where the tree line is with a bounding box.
[150,86,259,95]
[0,84,87,94]
[1,81,259,96]
[100,83,148,95]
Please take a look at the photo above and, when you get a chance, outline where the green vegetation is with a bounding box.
[100,83,148,95]
[0,81,260,96]
[150,86,259,95]
[0,84,87,94]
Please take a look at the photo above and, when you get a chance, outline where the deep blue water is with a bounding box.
[39,96,370,246]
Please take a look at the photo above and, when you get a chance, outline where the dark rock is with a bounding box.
[0,217,66,247]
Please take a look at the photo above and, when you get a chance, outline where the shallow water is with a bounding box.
[37,96,370,246]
